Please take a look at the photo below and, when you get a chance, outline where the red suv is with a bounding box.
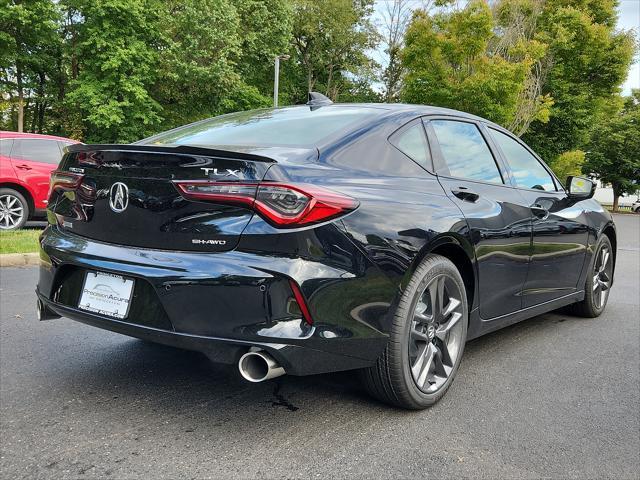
[0,131,79,230]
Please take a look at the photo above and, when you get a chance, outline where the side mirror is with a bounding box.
[566,176,595,199]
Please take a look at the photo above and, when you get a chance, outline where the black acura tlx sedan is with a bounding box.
[37,97,616,409]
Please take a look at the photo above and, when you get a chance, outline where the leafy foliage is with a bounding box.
[287,0,379,102]
[401,0,544,127]
[0,0,61,132]
[63,0,162,143]
[584,90,640,210]
[521,0,637,162]
[548,150,585,186]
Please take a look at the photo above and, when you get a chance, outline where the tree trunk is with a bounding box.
[612,193,619,212]
[29,101,37,133]
[16,62,24,132]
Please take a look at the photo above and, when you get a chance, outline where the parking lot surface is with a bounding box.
[1,215,638,479]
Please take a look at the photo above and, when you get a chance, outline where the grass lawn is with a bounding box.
[0,229,42,254]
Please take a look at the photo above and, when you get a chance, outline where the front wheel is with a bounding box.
[565,235,613,318]
[360,254,468,409]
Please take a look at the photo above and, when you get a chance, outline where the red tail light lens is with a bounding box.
[175,181,358,227]
[49,170,84,197]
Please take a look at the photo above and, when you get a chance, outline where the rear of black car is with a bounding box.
[36,106,394,376]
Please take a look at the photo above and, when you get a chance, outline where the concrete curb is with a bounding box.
[0,253,39,267]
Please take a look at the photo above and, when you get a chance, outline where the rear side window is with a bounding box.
[488,128,556,191]
[431,120,503,184]
[0,138,14,156]
[11,139,62,165]
[390,123,431,169]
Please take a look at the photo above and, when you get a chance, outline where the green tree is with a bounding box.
[378,0,412,102]
[153,0,292,129]
[521,0,636,162]
[236,0,293,92]
[548,150,585,185]
[288,0,378,102]
[584,90,640,212]
[0,0,61,132]
[152,0,242,129]
[400,0,547,127]
[64,0,162,143]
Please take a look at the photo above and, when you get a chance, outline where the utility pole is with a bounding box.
[273,55,290,107]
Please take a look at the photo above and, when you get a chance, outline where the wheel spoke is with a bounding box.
[600,249,609,272]
[437,339,453,367]
[412,343,436,388]
[436,312,462,340]
[594,285,602,308]
[432,345,449,377]
[410,325,430,343]
[429,277,445,322]
[442,297,461,319]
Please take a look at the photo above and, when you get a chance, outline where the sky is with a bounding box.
[619,0,640,95]
[372,0,640,95]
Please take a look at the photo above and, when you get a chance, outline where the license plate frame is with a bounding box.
[78,270,135,319]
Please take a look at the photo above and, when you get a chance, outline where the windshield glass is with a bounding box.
[140,106,380,147]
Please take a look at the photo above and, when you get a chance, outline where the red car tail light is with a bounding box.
[49,170,84,197]
[174,181,358,227]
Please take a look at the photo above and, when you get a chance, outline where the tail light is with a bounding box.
[49,170,84,198]
[174,181,359,227]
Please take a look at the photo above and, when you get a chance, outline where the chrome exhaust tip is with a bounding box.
[238,350,285,382]
[36,298,60,321]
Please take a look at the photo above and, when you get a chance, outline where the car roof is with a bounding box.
[0,131,79,143]
[326,103,500,125]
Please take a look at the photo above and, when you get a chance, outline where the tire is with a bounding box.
[564,235,613,318]
[360,254,468,409]
[0,188,29,230]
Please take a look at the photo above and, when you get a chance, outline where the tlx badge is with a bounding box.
[201,168,241,178]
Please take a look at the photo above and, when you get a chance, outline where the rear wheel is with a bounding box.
[565,235,613,318]
[360,254,468,409]
[0,188,29,230]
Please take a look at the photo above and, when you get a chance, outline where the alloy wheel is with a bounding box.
[0,194,25,230]
[592,245,612,309]
[409,274,465,394]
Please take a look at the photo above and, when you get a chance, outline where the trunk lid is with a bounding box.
[51,144,283,252]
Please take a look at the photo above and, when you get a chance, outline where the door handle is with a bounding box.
[530,203,549,219]
[451,187,479,202]
[15,164,32,170]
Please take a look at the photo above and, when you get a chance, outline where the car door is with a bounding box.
[425,117,532,319]
[10,138,63,210]
[485,126,589,307]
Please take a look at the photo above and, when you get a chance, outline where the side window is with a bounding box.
[11,139,63,165]
[431,120,503,184]
[488,128,556,191]
[390,122,431,169]
[0,138,14,157]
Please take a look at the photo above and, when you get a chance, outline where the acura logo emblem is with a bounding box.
[109,182,129,213]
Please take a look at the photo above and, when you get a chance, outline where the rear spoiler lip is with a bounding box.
[65,143,277,163]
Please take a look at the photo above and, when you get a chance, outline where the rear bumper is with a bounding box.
[37,226,390,375]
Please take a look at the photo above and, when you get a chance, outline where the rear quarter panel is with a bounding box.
[254,117,473,338]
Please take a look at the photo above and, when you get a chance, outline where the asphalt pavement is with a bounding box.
[1,215,638,479]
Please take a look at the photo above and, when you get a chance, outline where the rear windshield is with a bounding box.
[139,106,380,147]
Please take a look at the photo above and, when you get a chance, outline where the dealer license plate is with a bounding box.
[78,271,134,319]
